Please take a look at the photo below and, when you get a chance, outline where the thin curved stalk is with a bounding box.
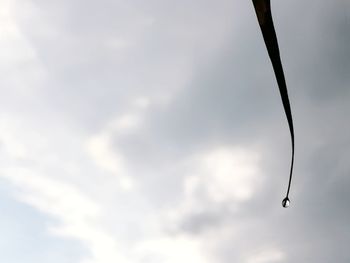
[252,0,295,206]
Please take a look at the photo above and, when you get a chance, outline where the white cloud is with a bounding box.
[84,98,153,191]
[0,116,28,159]
[0,166,132,263]
[160,146,263,235]
[0,167,99,222]
[0,0,34,61]
[0,115,132,263]
[86,131,135,191]
[246,247,285,263]
[0,0,46,93]
[181,146,262,209]
[190,147,261,202]
[134,234,210,263]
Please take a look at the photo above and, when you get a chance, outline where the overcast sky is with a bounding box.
[0,0,349,262]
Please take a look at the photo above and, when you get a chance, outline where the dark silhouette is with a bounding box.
[252,0,295,207]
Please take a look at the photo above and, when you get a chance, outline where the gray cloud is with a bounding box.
[108,1,350,262]
[1,0,349,262]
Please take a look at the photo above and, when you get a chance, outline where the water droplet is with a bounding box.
[282,197,290,208]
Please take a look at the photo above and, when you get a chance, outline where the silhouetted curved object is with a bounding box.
[252,0,295,207]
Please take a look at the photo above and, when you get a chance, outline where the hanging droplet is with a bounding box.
[282,197,290,208]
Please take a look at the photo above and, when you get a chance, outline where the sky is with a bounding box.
[0,0,349,262]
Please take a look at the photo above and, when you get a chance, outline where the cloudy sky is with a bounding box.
[0,0,349,262]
